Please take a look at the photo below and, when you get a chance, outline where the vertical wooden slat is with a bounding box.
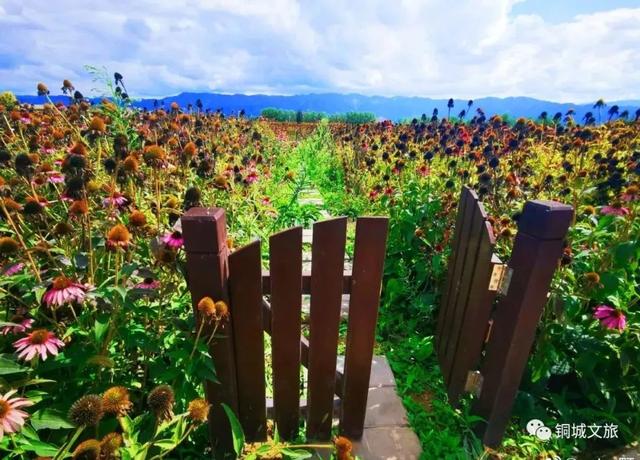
[306,217,347,440]
[435,187,472,352]
[446,222,497,404]
[182,207,237,456]
[269,227,303,440]
[229,240,267,442]
[441,200,486,387]
[340,217,389,438]
[437,188,477,367]
[473,200,573,447]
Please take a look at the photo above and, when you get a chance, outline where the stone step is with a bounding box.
[310,356,423,460]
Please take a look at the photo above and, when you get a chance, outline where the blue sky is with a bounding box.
[0,0,639,102]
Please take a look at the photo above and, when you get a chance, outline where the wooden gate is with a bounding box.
[182,209,388,456]
[436,186,573,447]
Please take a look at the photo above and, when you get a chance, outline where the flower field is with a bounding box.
[0,78,638,459]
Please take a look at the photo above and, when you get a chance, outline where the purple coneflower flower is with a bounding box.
[1,318,34,335]
[135,277,160,290]
[600,204,630,216]
[162,231,184,249]
[42,276,87,307]
[103,192,128,209]
[2,262,24,276]
[246,170,259,184]
[0,390,33,441]
[46,171,65,184]
[594,305,627,331]
[13,329,64,361]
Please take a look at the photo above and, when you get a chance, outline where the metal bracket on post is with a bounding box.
[465,371,484,397]
[488,264,507,291]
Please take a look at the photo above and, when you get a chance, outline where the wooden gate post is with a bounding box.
[182,208,238,457]
[472,200,573,447]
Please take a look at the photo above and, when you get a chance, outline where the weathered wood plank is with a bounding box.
[269,227,303,440]
[229,240,267,442]
[446,221,498,404]
[435,187,472,352]
[340,217,389,439]
[441,200,486,388]
[307,217,347,440]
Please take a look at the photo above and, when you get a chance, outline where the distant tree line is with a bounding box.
[260,108,376,124]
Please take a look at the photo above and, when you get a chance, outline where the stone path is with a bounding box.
[298,188,422,459]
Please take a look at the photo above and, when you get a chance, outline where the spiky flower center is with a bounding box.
[29,329,50,345]
[0,400,9,418]
[107,224,131,243]
[52,276,72,290]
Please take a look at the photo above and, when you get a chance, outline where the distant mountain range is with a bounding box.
[16,92,640,122]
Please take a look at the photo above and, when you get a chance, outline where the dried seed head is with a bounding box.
[0,236,19,255]
[128,210,147,227]
[102,386,133,416]
[187,398,210,423]
[54,222,74,236]
[123,155,139,172]
[584,272,600,284]
[99,433,122,459]
[147,385,174,422]
[68,395,104,427]
[215,301,229,321]
[334,436,353,460]
[197,297,216,318]
[72,439,101,460]
[69,200,89,216]
[88,117,106,133]
[106,224,131,250]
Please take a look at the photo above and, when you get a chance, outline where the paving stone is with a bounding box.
[362,387,410,429]
[336,356,396,388]
[352,426,422,460]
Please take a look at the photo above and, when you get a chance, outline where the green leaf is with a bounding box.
[95,314,110,345]
[0,355,30,375]
[222,403,245,456]
[30,409,75,430]
[281,448,313,459]
[18,438,59,456]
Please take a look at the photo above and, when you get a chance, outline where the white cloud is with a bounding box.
[0,0,638,102]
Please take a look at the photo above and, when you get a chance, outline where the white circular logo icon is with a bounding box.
[526,419,552,441]
[526,419,545,436]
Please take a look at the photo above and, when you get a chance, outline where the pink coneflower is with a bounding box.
[135,277,160,290]
[102,192,128,209]
[0,390,33,440]
[384,186,394,196]
[621,185,639,202]
[246,170,259,184]
[46,171,65,184]
[594,305,627,331]
[42,276,87,307]
[13,329,65,361]
[600,204,630,216]
[1,317,34,335]
[369,189,379,200]
[261,197,271,206]
[162,231,184,249]
[417,165,430,177]
[41,146,56,155]
[2,262,24,276]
